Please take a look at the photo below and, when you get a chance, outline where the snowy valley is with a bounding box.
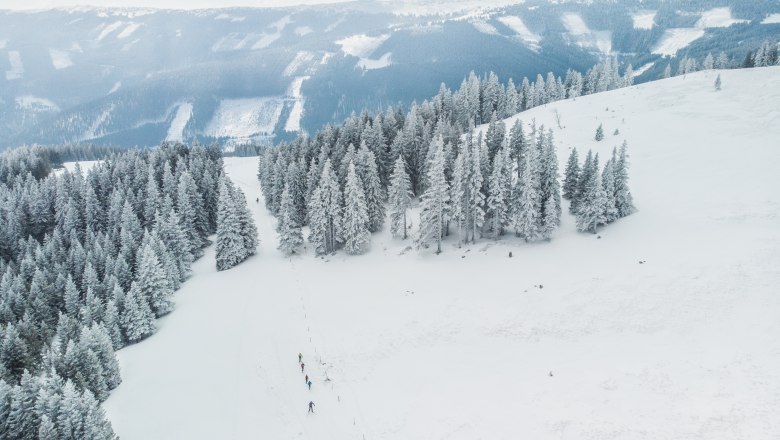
[100,66,780,440]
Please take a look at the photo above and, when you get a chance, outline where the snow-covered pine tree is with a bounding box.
[418,136,450,253]
[572,149,594,213]
[595,123,605,141]
[538,129,562,227]
[601,159,619,223]
[356,144,386,233]
[563,148,580,200]
[465,134,485,243]
[135,243,173,317]
[576,154,607,233]
[215,178,248,271]
[487,143,510,238]
[232,185,258,258]
[715,74,722,91]
[540,196,558,241]
[513,134,541,242]
[614,141,635,218]
[703,52,714,70]
[449,147,467,244]
[308,160,342,255]
[388,156,413,239]
[277,182,303,256]
[342,163,371,255]
[120,281,155,343]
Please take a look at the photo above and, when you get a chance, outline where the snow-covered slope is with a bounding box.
[103,67,780,440]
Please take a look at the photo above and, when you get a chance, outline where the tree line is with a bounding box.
[0,143,238,438]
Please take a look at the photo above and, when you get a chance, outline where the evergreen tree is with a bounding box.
[465,135,485,243]
[418,136,450,253]
[714,74,722,91]
[120,282,155,344]
[387,156,413,239]
[576,154,607,233]
[487,144,510,238]
[216,178,249,271]
[514,137,541,242]
[601,159,619,223]
[595,123,605,141]
[307,160,342,255]
[356,145,386,233]
[277,183,304,256]
[449,148,467,244]
[135,243,173,317]
[563,148,580,200]
[614,142,635,218]
[342,163,371,255]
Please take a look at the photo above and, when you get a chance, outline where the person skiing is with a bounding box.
[298,353,302,363]
[301,362,305,373]
[308,401,315,413]
[305,374,308,383]
[307,380,312,390]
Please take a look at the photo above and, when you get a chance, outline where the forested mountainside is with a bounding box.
[1,0,779,148]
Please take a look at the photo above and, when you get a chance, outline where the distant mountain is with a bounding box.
[1,0,778,149]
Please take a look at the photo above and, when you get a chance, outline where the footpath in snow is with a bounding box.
[104,67,780,440]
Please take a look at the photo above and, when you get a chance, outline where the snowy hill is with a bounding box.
[102,67,780,439]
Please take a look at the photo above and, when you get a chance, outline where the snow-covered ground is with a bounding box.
[562,13,612,54]
[652,28,705,56]
[695,7,749,29]
[5,50,24,80]
[762,13,780,25]
[205,97,284,143]
[49,49,74,70]
[632,11,656,30]
[166,102,193,142]
[15,95,60,112]
[498,15,541,49]
[104,67,780,440]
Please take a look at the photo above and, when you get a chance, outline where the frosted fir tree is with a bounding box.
[613,142,635,218]
[539,129,562,226]
[135,243,174,317]
[563,148,580,200]
[156,209,193,281]
[487,144,511,238]
[308,160,343,255]
[601,159,619,223]
[356,145,386,233]
[342,163,371,255]
[120,282,155,343]
[572,149,594,213]
[540,196,558,241]
[449,149,467,243]
[177,171,206,256]
[388,156,413,239]
[714,74,722,91]
[465,134,485,242]
[216,178,249,271]
[277,183,304,256]
[233,185,259,258]
[514,139,541,242]
[703,52,714,70]
[576,155,608,233]
[418,136,450,253]
[594,123,605,141]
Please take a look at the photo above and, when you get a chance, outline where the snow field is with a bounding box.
[498,15,541,48]
[652,28,705,56]
[762,13,780,24]
[632,11,656,30]
[205,97,285,142]
[5,50,24,80]
[49,49,73,70]
[104,67,780,439]
[166,102,193,142]
[561,13,612,54]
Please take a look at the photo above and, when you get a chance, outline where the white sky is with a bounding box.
[0,0,353,10]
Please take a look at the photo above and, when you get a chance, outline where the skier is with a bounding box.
[305,374,308,383]
[308,401,315,413]
[301,362,305,373]
[307,380,312,390]
[298,353,302,363]
[256,197,259,203]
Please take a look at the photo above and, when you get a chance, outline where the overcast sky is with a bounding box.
[1,0,355,10]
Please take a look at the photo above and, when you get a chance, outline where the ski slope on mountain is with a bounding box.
[103,67,780,440]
